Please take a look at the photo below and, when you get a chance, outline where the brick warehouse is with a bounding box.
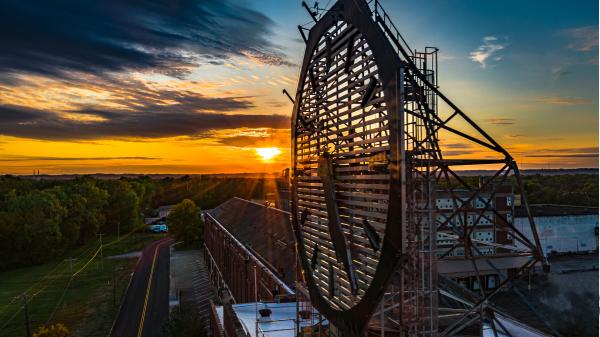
[203,197,295,303]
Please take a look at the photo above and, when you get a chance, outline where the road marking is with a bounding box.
[137,241,164,337]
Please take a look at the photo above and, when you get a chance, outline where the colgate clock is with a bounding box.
[291,0,406,335]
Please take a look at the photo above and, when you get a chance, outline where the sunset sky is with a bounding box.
[0,0,597,174]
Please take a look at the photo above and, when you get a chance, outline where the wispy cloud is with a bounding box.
[520,147,599,158]
[485,118,515,125]
[534,95,591,105]
[469,36,507,68]
[0,155,160,162]
[538,147,598,153]
[443,143,472,149]
[526,153,598,158]
[562,26,599,52]
[213,128,290,148]
[443,150,476,156]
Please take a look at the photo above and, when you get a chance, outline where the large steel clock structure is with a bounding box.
[290,1,546,337]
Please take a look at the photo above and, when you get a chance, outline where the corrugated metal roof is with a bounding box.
[207,197,295,286]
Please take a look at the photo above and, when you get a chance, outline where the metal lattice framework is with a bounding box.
[290,1,547,337]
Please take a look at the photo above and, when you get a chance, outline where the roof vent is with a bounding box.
[259,308,272,319]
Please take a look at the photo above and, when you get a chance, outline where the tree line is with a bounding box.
[441,174,598,207]
[0,176,148,270]
[0,175,272,270]
[520,174,598,207]
[1,173,596,270]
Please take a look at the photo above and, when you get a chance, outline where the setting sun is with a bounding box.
[255,147,281,161]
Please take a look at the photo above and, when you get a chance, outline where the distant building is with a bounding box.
[436,183,514,258]
[203,197,295,304]
[514,204,599,256]
[436,183,517,292]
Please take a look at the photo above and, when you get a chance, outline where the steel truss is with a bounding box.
[292,1,548,337]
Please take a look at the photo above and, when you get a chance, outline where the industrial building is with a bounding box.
[203,195,557,337]
[435,183,516,292]
[514,204,599,256]
[203,197,295,303]
[206,0,558,336]
[204,198,303,337]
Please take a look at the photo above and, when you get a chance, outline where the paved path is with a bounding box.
[170,250,218,332]
[110,237,173,337]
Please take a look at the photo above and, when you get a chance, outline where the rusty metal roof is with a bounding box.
[207,197,295,286]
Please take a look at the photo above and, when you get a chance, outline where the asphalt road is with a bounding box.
[110,237,173,337]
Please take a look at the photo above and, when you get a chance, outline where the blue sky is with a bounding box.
[254,0,599,167]
[0,0,597,173]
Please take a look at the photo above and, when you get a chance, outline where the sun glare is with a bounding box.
[255,147,281,161]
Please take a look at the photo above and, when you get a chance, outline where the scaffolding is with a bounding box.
[290,1,547,336]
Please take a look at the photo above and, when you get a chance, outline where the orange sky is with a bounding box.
[0,0,597,174]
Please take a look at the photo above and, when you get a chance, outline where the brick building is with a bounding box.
[203,197,295,303]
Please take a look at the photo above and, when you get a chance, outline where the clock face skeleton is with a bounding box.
[291,4,406,323]
[294,20,389,307]
[291,1,546,336]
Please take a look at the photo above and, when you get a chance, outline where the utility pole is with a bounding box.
[112,267,117,307]
[22,294,31,337]
[64,258,78,275]
[96,233,104,270]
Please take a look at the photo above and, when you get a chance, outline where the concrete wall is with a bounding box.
[514,214,599,256]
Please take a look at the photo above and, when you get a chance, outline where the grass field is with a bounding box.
[0,231,166,337]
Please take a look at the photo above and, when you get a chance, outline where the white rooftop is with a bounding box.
[215,302,325,337]
[482,312,553,337]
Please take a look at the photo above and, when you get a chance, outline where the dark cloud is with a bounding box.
[538,147,598,153]
[0,102,289,140]
[0,156,159,161]
[443,143,472,149]
[0,0,290,81]
[443,150,476,156]
[484,118,515,125]
[217,130,290,148]
[218,135,272,147]
[526,154,598,158]
[522,147,598,158]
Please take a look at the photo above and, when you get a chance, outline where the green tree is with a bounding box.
[0,190,65,268]
[167,199,203,246]
[101,180,141,236]
[129,177,159,214]
[33,323,72,337]
[52,178,109,245]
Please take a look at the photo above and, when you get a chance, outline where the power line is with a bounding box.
[0,244,101,330]
[46,245,103,325]
[1,230,142,330]
[96,233,105,271]
[63,258,79,275]
[0,239,99,320]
